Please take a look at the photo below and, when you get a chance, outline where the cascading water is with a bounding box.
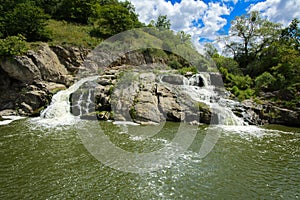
[188,73,244,125]
[161,72,245,126]
[36,76,98,125]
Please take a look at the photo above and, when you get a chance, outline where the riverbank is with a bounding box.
[0,42,299,127]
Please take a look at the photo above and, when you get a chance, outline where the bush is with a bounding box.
[0,35,28,57]
[230,86,255,101]
[255,72,276,92]
[213,55,241,75]
[3,2,51,41]
[228,74,253,90]
[91,3,141,38]
[168,60,182,69]
[178,66,197,75]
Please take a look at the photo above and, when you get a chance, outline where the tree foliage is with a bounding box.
[209,14,300,104]
[1,1,51,41]
[0,34,28,57]
[225,11,281,69]
[90,1,142,38]
[155,15,171,30]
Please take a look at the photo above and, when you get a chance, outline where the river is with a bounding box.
[1,118,299,199]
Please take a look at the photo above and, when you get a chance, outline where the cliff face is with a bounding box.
[0,43,84,116]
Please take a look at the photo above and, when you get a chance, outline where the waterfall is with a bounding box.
[186,73,245,126]
[38,76,98,125]
[160,73,245,126]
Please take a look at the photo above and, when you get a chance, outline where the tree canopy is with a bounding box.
[224,11,282,69]
[210,13,300,106]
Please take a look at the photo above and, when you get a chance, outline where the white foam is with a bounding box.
[0,116,26,126]
[113,121,140,126]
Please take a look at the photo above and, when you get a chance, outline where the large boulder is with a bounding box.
[0,43,69,84]
[238,99,300,127]
[51,45,90,73]
[0,56,41,84]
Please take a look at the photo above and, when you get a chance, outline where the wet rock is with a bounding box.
[0,109,17,116]
[80,112,98,120]
[17,90,49,116]
[161,74,186,85]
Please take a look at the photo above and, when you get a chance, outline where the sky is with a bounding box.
[122,0,300,52]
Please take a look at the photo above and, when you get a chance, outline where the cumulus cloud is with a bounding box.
[124,0,231,51]
[120,0,298,54]
[248,0,300,26]
[222,0,239,4]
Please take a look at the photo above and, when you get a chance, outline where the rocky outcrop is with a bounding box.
[0,43,72,116]
[71,69,212,125]
[233,99,300,127]
[51,45,90,73]
[1,43,71,85]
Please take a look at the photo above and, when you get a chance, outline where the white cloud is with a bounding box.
[124,0,231,52]
[222,0,239,4]
[248,0,300,26]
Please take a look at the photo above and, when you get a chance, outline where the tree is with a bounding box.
[91,2,142,38]
[34,0,62,16]
[3,2,51,41]
[155,15,171,30]
[281,18,300,50]
[55,0,96,24]
[224,11,281,69]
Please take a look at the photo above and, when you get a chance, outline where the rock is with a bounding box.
[0,43,69,85]
[239,99,300,127]
[0,109,17,116]
[210,73,224,87]
[35,81,67,94]
[16,90,49,116]
[96,111,111,121]
[123,51,147,66]
[161,74,186,85]
[80,112,98,120]
[93,70,215,125]
[0,56,41,84]
[51,45,90,73]
[110,75,140,121]
[264,106,300,127]
[133,103,162,124]
[27,44,69,84]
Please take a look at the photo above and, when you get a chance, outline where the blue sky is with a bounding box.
[122,0,300,51]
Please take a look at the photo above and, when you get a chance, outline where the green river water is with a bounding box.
[0,118,299,199]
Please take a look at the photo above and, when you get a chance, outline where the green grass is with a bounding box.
[46,20,102,48]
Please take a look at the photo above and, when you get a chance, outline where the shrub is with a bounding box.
[168,60,182,69]
[3,2,51,41]
[255,72,276,92]
[0,35,28,57]
[178,66,197,75]
[228,74,253,90]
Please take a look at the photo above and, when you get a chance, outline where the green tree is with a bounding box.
[3,2,51,41]
[91,1,142,38]
[34,0,62,16]
[255,72,276,92]
[155,15,171,30]
[224,11,281,69]
[281,18,300,50]
[55,0,96,24]
[213,54,241,75]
